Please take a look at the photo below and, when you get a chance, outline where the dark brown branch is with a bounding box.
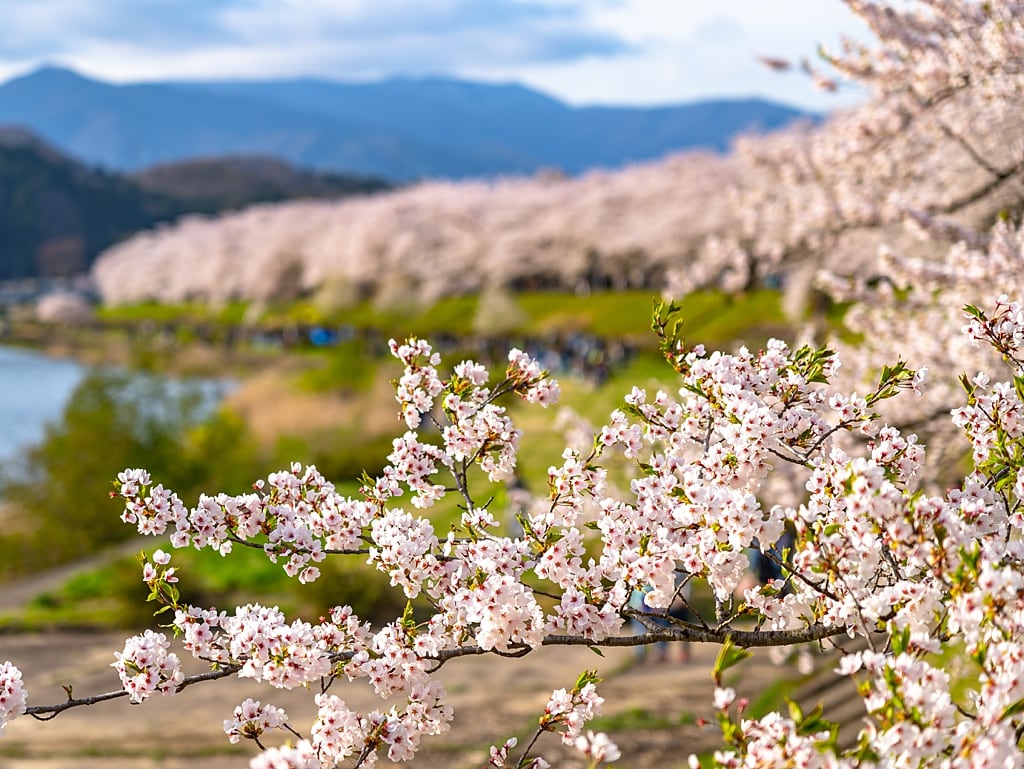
[431,622,851,660]
[24,621,849,722]
[932,154,1024,217]
[933,117,1004,179]
[226,532,369,557]
[543,623,848,648]
[27,662,242,720]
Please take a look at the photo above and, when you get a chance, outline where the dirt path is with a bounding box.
[0,538,149,613]
[0,631,799,769]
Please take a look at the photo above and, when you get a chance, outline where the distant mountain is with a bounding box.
[0,66,815,180]
[188,76,813,174]
[0,128,390,281]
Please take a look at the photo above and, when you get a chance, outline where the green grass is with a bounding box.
[97,300,251,325]
[681,290,787,348]
[0,556,153,631]
[0,540,412,630]
[589,706,697,732]
[294,339,383,392]
[738,670,806,721]
[333,287,782,343]
[99,288,787,345]
[0,547,299,632]
[83,289,791,390]
[927,640,981,714]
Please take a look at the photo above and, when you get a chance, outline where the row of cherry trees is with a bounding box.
[92,150,741,308]
[6,1,1024,767]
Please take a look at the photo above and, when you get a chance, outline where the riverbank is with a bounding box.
[1,319,280,378]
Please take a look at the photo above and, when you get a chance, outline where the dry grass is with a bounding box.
[224,361,400,447]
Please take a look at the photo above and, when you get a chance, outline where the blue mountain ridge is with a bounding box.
[0,65,817,180]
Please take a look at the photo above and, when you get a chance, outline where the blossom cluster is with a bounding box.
[110,630,184,704]
[97,317,976,765]
[68,342,623,765]
[223,699,290,744]
[541,672,609,746]
[0,662,27,737]
[91,149,743,308]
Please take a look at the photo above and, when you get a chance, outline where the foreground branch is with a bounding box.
[26,663,242,721]
[24,620,845,722]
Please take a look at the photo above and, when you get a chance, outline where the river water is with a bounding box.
[0,345,86,463]
[0,346,230,469]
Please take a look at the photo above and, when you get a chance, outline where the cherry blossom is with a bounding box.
[0,662,27,737]
[11,4,1024,767]
[111,630,184,704]
[224,698,290,745]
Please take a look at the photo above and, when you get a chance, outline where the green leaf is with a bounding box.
[891,625,911,655]
[588,645,605,658]
[963,304,984,320]
[787,698,804,723]
[713,636,752,684]
[573,669,601,691]
[1001,697,1024,720]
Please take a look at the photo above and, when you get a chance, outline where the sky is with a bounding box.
[0,0,871,111]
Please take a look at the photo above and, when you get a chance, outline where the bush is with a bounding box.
[0,369,250,577]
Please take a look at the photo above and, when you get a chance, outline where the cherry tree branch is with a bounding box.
[26,662,243,720]
[24,619,847,724]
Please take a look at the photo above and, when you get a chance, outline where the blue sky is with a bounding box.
[0,0,870,110]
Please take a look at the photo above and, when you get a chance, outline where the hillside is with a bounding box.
[0,66,813,180]
[130,156,390,213]
[0,130,390,281]
[0,130,179,280]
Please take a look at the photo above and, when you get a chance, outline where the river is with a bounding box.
[0,345,86,463]
[0,345,230,468]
